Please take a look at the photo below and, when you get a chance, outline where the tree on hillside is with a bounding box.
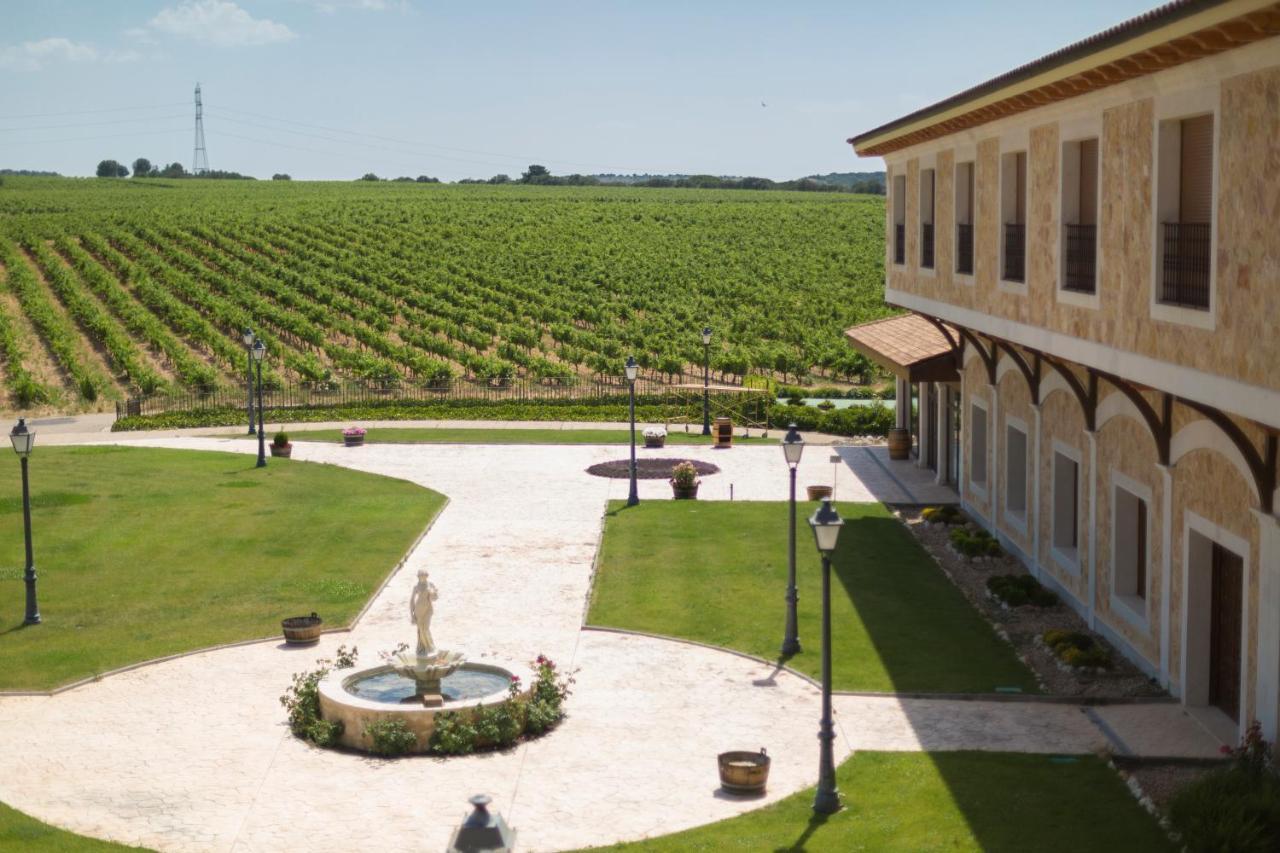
[132,158,153,178]
[272,173,292,181]
[415,175,440,183]
[488,174,510,184]
[521,164,550,184]
[96,159,129,178]
[359,172,381,181]
[158,162,188,178]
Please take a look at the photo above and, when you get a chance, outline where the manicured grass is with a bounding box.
[589,501,1038,693]
[0,446,443,690]
[0,802,145,851]
[582,751,1172,852]
[251,427,775,445]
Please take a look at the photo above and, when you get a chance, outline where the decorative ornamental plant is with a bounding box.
[671,461,699,489]
[643,427,667,439]
[273,430,290,448]
[342,426,367,437]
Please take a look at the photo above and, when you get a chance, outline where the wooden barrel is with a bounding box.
[282,612,323,645]
[806,485,833,501]
[718,748,770,794]
[887,427,910,460]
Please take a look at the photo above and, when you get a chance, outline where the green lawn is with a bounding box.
[246,427,775,445]
[0,803,145,851]
[582,751,1172,852]
[0,446,443,690]
[589,501,1038,694]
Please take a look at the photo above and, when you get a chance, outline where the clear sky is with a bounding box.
[2,0,1161,181]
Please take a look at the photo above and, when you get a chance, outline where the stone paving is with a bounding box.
[0,437,1217,852]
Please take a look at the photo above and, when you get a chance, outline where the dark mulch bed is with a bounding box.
[586,458,721,479]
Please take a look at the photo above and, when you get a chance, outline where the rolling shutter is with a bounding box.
[1179,115,1213,224]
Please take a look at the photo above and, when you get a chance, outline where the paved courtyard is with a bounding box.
[0,437,1220,851]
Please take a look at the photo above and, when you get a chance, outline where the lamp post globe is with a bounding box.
[10,417,39,625]
[625,356,639,506]
[780,423,804,656]
[252,339,267,468]
[700,326,712,436]
[808,496,844,815]
[243,328,256,435]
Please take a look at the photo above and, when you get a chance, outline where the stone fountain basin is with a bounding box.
[317,660,533,754]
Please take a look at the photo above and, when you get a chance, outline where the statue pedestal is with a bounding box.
[420,693,443,708]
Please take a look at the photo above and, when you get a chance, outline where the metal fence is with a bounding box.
[956,223,974,275]
[1160,222,1211,309]
[920,222,935,269]
[1003,223,1026,283]
[893,224,905,265]
[1064,224,1097,293]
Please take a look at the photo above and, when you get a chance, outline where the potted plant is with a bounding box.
[670,461,700,499]
[342,426,367,447]
[270,430,292,458]
[806,484,833,500]
[643,427,667,449]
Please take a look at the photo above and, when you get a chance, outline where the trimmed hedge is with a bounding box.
[765,401,895,437]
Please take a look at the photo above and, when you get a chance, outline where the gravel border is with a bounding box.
[897,507,1167,699]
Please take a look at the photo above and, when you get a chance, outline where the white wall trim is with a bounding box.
[968,394,990,498]
[1110,470,1154,632]
[884,287,1280,431]
[1158,464,1174,686]
[1050,438,1083,577]
[1171,419,1261,503]
[1252,509,1280,740]
[1004,415,1030,537]
[1096,390,1150,433]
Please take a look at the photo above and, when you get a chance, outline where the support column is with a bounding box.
[1031,403,1042,579]
[1253,509,1280,740]
[895,378,909,429]
[935,384,948,485]
[1085,430,1098,630]
[988,384,999,533]
[917,382,931,470]
[1157,464,1174,689]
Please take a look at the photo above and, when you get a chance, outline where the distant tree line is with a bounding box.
[454,165,886,194]
[93,158,254,180]
[0,169,61,177]
[358,173,441,183]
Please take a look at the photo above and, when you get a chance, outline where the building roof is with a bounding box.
[850,0,1280,156]
[845,314,959,382]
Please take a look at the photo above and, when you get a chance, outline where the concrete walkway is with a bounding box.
[0,438,1218,852]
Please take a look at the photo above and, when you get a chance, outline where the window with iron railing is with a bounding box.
[892,173,906,266]
[956,223,973,275]
[1003,223,1025,283]
[1064,224,1097,293]
[894,223,905,265]
[921,223,934,269]
[1161,222,1211,308]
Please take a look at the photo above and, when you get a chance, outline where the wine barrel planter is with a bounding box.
[718,748,770,794]
[887,427,910,460]
[270,443,292,458]
[343,434,365,448]
[806,485,833,501]
[671,482,699,500]
[281,612,323,645]
[644,435,666,449]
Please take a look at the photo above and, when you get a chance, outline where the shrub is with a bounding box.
[273,430,289,447]
[921,505,963,525]
[279,645,358,747]
[987,574,1058,608]
[1169,736,1280,853]
[363,719,418,756]
[949,526,1001,558]
[1042,630,1111,669]
[428,711,478,755]
[816,399,836,411]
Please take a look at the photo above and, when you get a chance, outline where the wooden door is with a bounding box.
[1209,543,1243,722]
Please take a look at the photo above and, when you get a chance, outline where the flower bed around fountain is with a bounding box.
[586,458,720,479]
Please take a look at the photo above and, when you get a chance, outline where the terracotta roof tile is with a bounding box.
[844,314,957,368]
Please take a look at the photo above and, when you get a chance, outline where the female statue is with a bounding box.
[408,570,438,656]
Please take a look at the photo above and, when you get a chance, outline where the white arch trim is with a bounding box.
[1038,370,1074,409]
[996,354,1019,385]
[1170,418,1260,503]
[963,341,980,368]
[1096,391,1150,434]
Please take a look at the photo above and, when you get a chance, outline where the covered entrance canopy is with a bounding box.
[844,313,959,383]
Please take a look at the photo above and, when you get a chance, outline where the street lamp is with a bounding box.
[781,423,804,656]
[701,325,712,437]
[808,496,843,814]
[10,418,39,625]
[242,328,256,435]
[252,339,267,468]
[625,355,639,507]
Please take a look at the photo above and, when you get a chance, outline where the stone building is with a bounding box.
[845,0,1280,743]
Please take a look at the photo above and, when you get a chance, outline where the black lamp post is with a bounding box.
[252,339,267,468]
[808,496,844,815]
[701,325,712,436]
[625,355,639,507]
[242,327,256,435]
[10,418,39,625]
[781,423,804,656]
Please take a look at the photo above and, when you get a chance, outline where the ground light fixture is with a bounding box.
[701,325,713,436]
[252,339,267,468]
[781,423,804,656]
[625,355,639,506]
[447,794,514,852]
[808,496,844,814]
[242,328,256,435]
[10,417,39,625]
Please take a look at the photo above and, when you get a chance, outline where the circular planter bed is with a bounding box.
[585,458,720,480]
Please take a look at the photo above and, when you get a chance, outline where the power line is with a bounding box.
[0,103,189,120]
[212,129,452,175]
[0,114,188,133]
[1,128,189,146]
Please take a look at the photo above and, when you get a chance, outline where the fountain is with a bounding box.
[316,570,531,754]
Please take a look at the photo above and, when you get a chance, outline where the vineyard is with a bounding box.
[0,177,889,412]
